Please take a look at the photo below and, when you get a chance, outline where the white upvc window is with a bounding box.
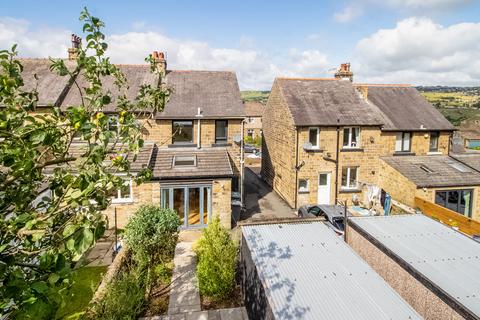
[395,132,411,152]
[298,179,309,192]
[341,167,358,190]
[308,127,320,149]
[111,179,133,204]
[343,127,360,148]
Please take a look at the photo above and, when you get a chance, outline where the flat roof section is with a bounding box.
[242,222,421,320]
[349,214,480,319]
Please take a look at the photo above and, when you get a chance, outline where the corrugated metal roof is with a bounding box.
[242,222,421,320]
[349,214,480,318]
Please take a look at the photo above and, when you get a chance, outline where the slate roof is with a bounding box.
[19,59,76,106]
[276,78,384,127]
[451,154,480,172]
[155,70,244,119]
[381,155,480,188]
[44,142,155,174]
[364,85,455,131]
[151,147,233,179]
[60,65,158,112]
[244,101,264,117]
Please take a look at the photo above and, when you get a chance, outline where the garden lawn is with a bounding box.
[55,266,107,320]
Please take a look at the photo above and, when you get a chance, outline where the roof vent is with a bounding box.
[419,165,434,174]
[173,155,196,167]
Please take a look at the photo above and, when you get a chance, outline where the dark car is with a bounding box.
[298,204,347,235]
[244,144,258,153]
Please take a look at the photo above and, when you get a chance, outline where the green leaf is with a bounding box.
[48,273,60,285]
[31,281,49,294]
[30,130,46,144]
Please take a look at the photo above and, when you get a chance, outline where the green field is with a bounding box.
[241,91,270,103]
[420,92,480,108]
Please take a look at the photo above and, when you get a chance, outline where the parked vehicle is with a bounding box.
[247,151,262,159]
[244,144,258,153]
[297,204,347,235]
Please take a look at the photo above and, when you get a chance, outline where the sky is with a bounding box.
[1,0,480,90]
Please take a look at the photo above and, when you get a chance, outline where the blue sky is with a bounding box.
[1,0,480,89]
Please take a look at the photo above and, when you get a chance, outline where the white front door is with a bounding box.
[317,172,331,204]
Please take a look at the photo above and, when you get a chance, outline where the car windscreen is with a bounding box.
[332,217,345,231]
[309,206,322,216]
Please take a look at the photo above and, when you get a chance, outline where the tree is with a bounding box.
[0,8,170,317]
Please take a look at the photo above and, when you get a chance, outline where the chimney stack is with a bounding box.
[152,51,167,75]
[68,34,82,60]
[334,63,353,82]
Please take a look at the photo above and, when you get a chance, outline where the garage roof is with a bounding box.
[242,222,421,320]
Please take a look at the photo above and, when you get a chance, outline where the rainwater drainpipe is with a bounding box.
[240,119,246,208]
[196,107,203,149]
[335,119,340,205]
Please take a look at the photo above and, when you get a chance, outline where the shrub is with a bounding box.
[89,266,145,320]
[195,217,237,301]
[124,205,181,267]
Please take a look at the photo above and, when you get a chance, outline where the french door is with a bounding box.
[161,185,212,228]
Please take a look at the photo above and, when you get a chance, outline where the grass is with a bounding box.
[241,90,270,103]
[55,266,107,320]
[421,92,479,108]
[437,107,480,126]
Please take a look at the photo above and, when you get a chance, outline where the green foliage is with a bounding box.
[124,205,180,267]
[0,7,170,317]
[240,90,270,103]
[195,217,237,301]
[437,107,480,126]
[89,266,145,320]
[245,135,262,147]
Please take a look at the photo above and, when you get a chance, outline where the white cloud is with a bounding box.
[382,0,473,10]
[0,16,331,90]
[334,5,363,23]
[354,17,480,85]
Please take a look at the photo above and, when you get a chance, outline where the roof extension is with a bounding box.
[151,147,233,179]
[349,215,480,319]
[242,222,421,320]
[381,155,480,188]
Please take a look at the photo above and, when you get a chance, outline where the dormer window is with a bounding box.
[308,127,320,149]
[173,155,197,167]
[343,127,360,148]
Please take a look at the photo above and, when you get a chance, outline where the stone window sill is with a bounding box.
[168,143,196,148]
[341,148,364,152]
[304,148,324,153]
[339,188,361,194]
[298,190,310,194]
[394,151,415,156]
[212,142,232,147]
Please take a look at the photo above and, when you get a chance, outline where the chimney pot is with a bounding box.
[334,62,353,82]
[152,51,167,75]
[68,34,82,60]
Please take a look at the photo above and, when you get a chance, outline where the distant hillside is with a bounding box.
[241,91,270,104]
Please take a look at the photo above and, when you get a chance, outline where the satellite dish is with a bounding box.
[303,142,313,150]
[233,134,242,143]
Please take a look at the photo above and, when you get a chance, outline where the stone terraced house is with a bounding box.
[262,65,480,221]
[20,48,244,230]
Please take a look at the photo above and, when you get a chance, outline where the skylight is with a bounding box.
[419,165,434,174]
[447,161,471,173]
[173,155,196,167]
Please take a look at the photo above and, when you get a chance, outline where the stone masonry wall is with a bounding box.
[377,158,418,207]
[212,178,232,229]
[261,80,297,207]
[379,131,450,156]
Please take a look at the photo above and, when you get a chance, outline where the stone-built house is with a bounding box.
[261,67,480,221]
[19,46,244,229]
[244,101,264,140]
[457,118,480,149]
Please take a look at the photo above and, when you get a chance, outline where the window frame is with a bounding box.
[341,166,359,190]
[172,120,194,144]
[435,189,473,218]
[343,127,361,148]
[298,179,310,193]
[111,179,133,204]
[215,120,228,143]
[429,131,440,152]
[308,127,320,149]
[395,132,411,152]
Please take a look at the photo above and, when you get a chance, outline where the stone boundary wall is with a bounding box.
[347,225,464,320]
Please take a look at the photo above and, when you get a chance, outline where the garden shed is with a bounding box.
[240,221,421,320]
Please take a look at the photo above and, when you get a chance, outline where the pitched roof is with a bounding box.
[44,142,154,174]
[151,147,233,179]
[381,155,480,188]
[19,59,76,106]
[244,101,264,117]
[276,78,384,126]
[60,65,158,112]
[451,154,480,172]
[364,86,455,131]
[155,70,244,119]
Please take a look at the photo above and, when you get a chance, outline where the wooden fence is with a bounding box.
[415,197,480,237]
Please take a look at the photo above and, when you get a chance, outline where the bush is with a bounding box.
[195,217,237,301]
[89,266,145,320]
[124,205,181,267]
